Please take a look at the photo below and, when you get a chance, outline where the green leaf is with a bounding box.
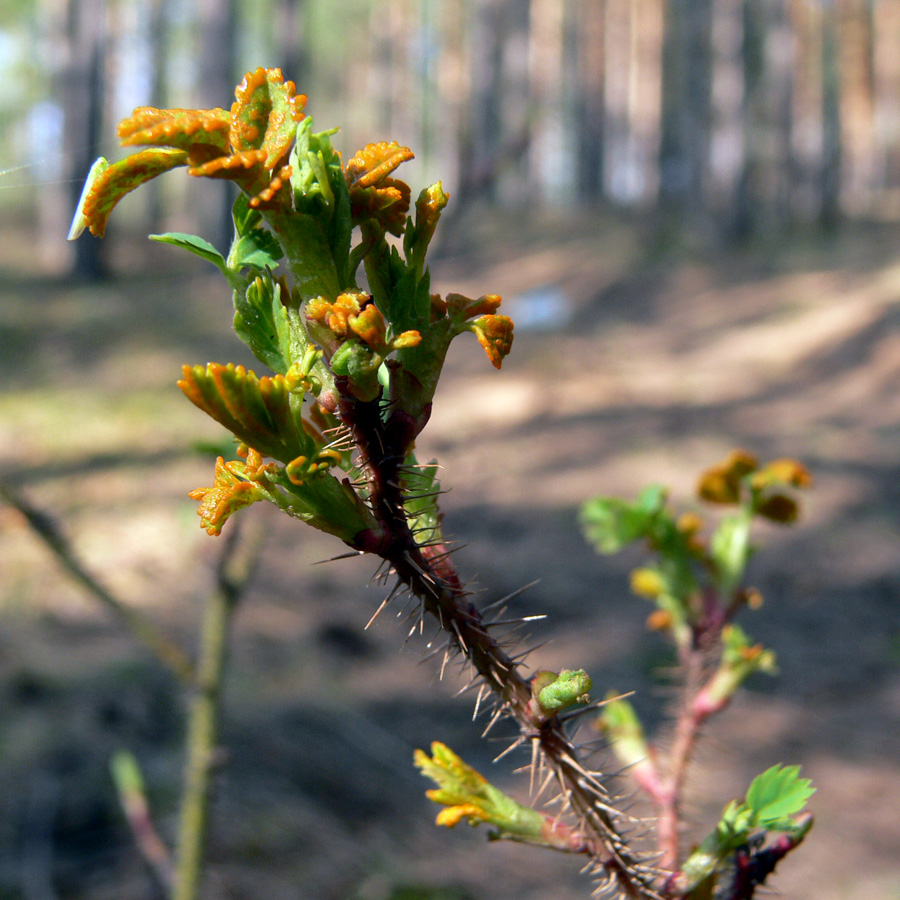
[273,212,342,302]
[178,362,313,464]
[150,232,227,275]
[233,274,288,374]
[230,229,284,271]
[710,510,753,593]
[579,488,665,554]
[232,193,263,236]
[289,119,342,215]
[745,765,815,827]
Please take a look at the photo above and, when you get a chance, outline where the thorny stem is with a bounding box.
[339,387,660,900]
[172,518,264,900]
[0,478,196,684]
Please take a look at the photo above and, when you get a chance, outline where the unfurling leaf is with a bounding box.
[117,105,231,159]
[675,765,815,893]
[177,363,317,464]
[345,141,415,236]
[414,742,583,851]
[188,450,278,535]
[230,67,306,168]
[693,624,776,717]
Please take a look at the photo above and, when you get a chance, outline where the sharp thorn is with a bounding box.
[450,619,468,653]
[486,614,548,627]
[365,596,391,629]
[479,580,541,614]
[481,704,506,738]
[312,550,363,564]
[529,737,540,795]
[493,735,526,764]
[533,768,557,804]
[472,683,488,721]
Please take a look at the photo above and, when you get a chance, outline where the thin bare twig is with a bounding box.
[172,516,265,900]
[0,478,195,684]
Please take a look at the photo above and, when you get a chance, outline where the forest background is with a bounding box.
[0,1,899,899]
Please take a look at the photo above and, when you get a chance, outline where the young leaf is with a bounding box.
[232,275,289,373]
[709,510,753,593]
[745,765,816,828]
[229,229,284,272]
[150,232,228,276]
[580,487,665,554]
[232,192,263,236]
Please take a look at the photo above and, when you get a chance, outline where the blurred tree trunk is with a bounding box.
[708,0,744,217]
[574,0,605,199]
[658,0,714,229]
[733,0,793,239]
[529,0,565,201]
[460,0,506,202]
[632,0,665,205]
[434,0,469,204]
[275,0,307,86]
[146,0,168,233]
[788,0,822,222]
[195,0,237,251]
[604,0,633,201]
[820,1,841,228]
[872,0,900,206]
[64,0,108,280]
[836,0,874,218]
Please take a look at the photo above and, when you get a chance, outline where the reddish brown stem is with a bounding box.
[657,643,708,872]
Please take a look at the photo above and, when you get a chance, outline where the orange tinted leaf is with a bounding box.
[697,466,741,504]
[348,303,387,350]
[722,448,759,478]
[345,142,415,235]
[178,362,316,463]
[470,314,514,369]
[117,106,231,163]
[189,148,268,179]
[345,141,414,188]
[752,458,813,490]
[230,67,306,167]
[188,454,277,535]
[80,148,189,237]
[348,177,411,236]
[443,293,503,319]
[434,803,489,828]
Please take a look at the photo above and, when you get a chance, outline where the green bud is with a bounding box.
[535,668,592,714]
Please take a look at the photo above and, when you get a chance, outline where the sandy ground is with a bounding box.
[0,211,898,900]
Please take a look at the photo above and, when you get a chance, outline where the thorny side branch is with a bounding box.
[338,383,661,899]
